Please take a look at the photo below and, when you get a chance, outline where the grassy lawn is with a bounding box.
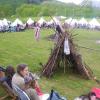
[0,28,100,100]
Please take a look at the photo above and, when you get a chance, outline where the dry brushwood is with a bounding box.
[41,25,94,79]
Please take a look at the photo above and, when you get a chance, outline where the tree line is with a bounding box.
[0,0,100,18]
[15,2,100,18]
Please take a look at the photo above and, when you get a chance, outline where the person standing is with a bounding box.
[34,22,41,41]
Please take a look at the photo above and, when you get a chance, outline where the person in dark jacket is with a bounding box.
[0,65,15,88]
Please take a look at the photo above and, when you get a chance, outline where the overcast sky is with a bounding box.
[57,0,100,6]
[57,0,83,5]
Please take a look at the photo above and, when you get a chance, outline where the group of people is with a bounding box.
[0,64,45,100]
[0,64,100,100]
[74,92,100,100]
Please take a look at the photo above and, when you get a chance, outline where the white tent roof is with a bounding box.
[53,17,61,25]
[0,20,3,26]
[38,17,46,25]
[89,18,100,27]
[2,18,8,26]
[27,18,34,25]
[65,17,73,24]
[70,19,78,25]
[59,16,66,19]
[11,18,23,26]
[47,19,54,25]
[78,17,88,25]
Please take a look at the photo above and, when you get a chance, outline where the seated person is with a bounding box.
[12,64,41,100]
[89,92,97,100]
[74,92,99,100]
[0,66,6,82]
[0,65,15,88]
[5,65,15,88]
[91,87,100,99]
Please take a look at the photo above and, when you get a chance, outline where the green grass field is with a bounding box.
[0,28,100,100]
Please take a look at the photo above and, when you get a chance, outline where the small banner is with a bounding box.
[64,38,70,55]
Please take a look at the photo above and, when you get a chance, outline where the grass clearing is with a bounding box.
[0,28,100,99]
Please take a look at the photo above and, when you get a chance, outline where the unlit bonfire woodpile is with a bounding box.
[42,28,94,79]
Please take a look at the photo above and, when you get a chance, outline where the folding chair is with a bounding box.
[0,82,17,100]
[12,84,30,100]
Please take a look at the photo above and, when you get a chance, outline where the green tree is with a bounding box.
[0,4,14,18]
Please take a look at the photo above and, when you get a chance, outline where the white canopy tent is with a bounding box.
[53,17,61,25]
[89,18,100,28]
[60,16,66,19]
[38,17,46,26]
[65,17,73,25]
[70,19,78,27]
[0,20,3,31]
[47,19,54,25]
[27,18,34,25]
[0,20,3,27]
[78,17,88,26]
[2,18,8,26]
[11,18,23,27]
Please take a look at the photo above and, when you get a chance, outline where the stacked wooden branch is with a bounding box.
[42,28,94,79]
